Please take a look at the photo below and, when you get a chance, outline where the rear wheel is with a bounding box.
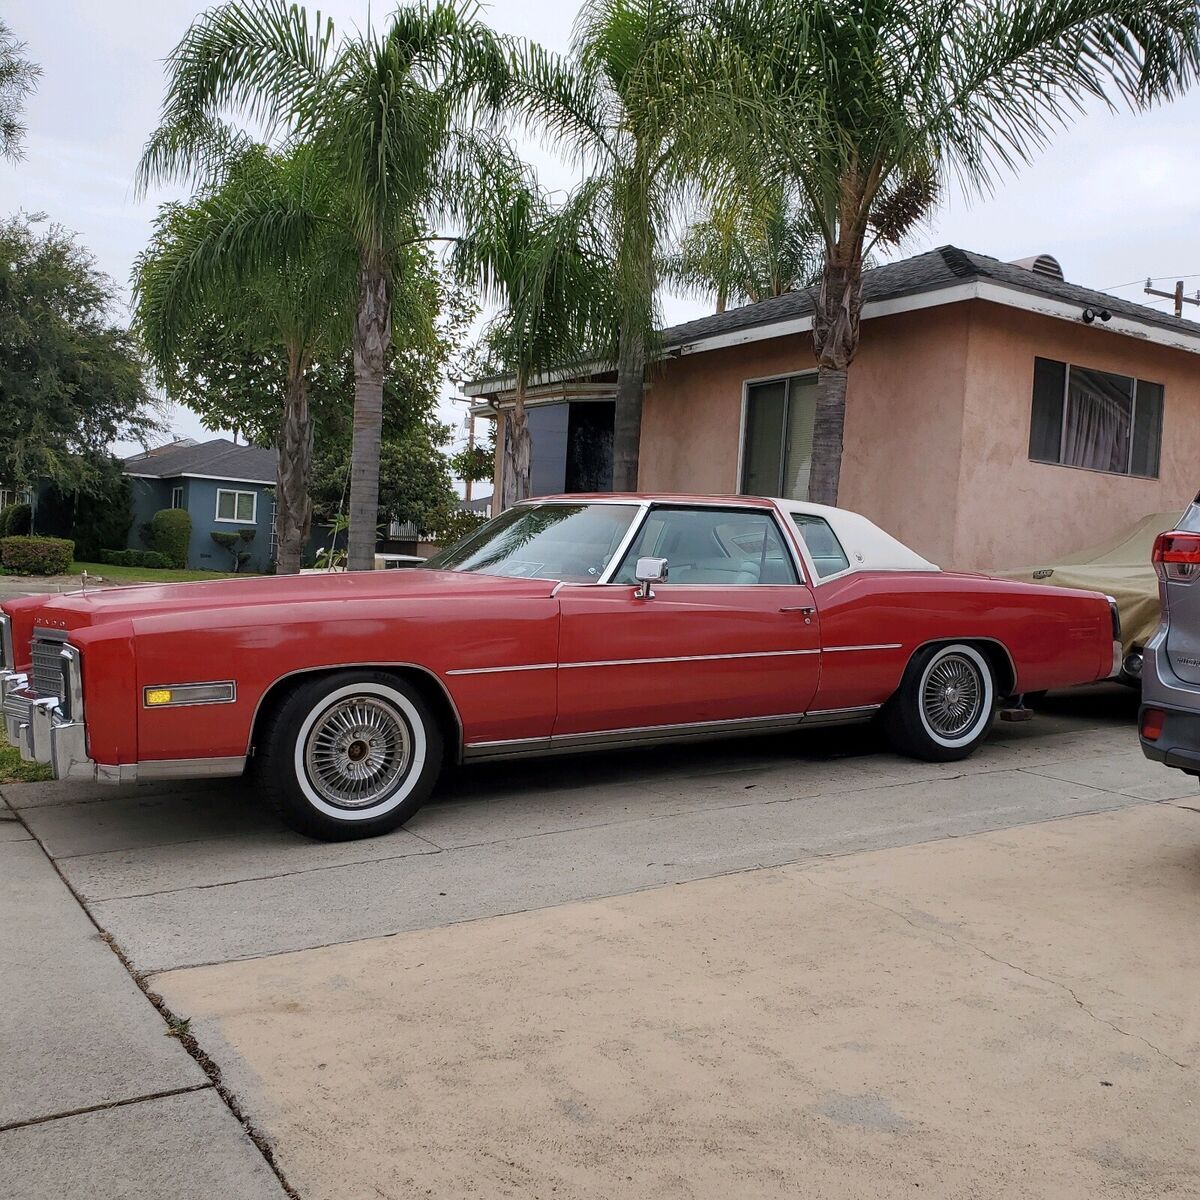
[256,671,443,841]
[883,643,996,762]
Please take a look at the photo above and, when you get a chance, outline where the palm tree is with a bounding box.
[134,143,354,574]
[138,0,509,570]
[698,0,1200,505]
[453,146,615,506]
[511,0,710,491]
[0,19,40,162]
[664,186,825,313]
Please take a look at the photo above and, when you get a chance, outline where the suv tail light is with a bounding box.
[1153,532,1200,582]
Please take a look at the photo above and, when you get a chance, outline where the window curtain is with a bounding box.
[1062,367,1132,473]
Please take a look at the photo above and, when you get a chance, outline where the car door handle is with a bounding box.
[779,605,816,615]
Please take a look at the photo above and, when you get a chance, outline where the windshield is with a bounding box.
[425,502,640,583]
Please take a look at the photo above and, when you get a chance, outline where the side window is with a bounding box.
[792,514,850,578]
[614,508,799,585]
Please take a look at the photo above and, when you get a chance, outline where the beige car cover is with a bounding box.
[998,511,1182,654]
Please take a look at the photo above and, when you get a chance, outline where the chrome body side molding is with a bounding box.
[462,704,880,762]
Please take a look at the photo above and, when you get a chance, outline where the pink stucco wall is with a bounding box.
[953,304,1198,569]
[637,300,1200,571]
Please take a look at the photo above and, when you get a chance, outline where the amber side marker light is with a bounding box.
[143,682,236,708]
[1141,708,1166,742]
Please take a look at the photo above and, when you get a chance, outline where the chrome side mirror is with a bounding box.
[634,556,668,599]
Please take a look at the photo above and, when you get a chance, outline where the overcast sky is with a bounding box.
[3,0,1199,462]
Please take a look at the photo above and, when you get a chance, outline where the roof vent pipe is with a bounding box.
[1009,254,1064,282]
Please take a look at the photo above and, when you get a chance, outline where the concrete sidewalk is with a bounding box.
[0,805,288,1200]
[155,801,1200,1200]
[3,686,1195,1198]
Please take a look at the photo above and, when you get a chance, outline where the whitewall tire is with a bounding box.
[883,643,996,762]
[256,671,444,841]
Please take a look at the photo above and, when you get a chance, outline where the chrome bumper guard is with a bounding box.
[1106,595,1123,678]
[1,663,95,782]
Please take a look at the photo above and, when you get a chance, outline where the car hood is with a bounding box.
[3,569,559,639]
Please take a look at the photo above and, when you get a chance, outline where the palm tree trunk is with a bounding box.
[348,257,392,571]
[612,315,646,492]
[511,378,532,502]
[808,249,864,506]
[274,345,312,576]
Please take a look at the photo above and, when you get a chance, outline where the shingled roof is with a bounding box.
[123,438,277,484]
[464,244,1200,399]
[657,244,1200,351]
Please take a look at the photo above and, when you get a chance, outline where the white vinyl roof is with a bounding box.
[773,499,941,575]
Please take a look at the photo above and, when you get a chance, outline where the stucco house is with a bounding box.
[465,246,1200,572]
[122,439,278,572]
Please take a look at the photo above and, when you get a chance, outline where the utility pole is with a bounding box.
[464,413,475,504]
[1144,279,1200,318]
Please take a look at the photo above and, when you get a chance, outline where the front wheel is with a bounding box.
[882,643,996,762]
[256,671,444,841]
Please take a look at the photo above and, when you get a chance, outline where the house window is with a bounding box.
[740,374,818,499]
[171,486,184,509]
[215,489,257,523]
[0,488,31,510]
[1029,357,1163,478]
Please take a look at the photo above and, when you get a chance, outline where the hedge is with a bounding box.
[97,548,171,569]
[149,508,192,569]
[0,535,75,575]
[0,502,32,537]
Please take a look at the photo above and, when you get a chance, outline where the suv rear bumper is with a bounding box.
[1139,628,1200,774]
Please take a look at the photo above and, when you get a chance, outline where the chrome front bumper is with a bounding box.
[1,668,96,781]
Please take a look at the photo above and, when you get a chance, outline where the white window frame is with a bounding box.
[171,485,184,510]
[214,488,258,524]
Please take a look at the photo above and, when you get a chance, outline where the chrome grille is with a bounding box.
[30,629,67,701]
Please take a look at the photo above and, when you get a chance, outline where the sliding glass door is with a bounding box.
[740,374,818,500]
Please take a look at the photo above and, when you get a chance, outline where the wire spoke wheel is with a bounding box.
[920,653,984,739]
[304,695,411,809]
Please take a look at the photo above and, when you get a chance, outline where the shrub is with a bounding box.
[36,469,133,561]
[0,502,32,537]
[97,548,171,569]
[149,508,192,569]
[0,536,75,575]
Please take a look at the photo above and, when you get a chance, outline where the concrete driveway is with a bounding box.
[3,686,1198,1198]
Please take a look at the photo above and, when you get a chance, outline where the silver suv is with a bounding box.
[1140,495,1200,776]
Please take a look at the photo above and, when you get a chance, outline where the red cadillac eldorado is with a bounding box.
[1,495,1120,840]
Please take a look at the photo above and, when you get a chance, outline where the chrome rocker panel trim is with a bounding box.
[462,704,881,762]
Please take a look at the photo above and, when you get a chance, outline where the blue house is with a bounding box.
[122,439,278,572]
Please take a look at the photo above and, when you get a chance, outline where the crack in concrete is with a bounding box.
[10,807,303,1199]
[803,874,1193,1073]
[0,1083,212,1134]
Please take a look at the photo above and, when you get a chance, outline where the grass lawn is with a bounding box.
[71,561,240,584]
[0,727,52,785]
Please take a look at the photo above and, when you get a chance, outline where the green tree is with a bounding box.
[0,20,40,162]
[134,143,354,574]
[663,186,825,313]
[0,215,161,494]
[510,0,707,491]
[139,0,510,570]
[700,0,1200,504]
[453,146,615,505]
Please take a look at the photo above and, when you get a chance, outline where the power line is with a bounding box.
[1104,272,1200,291]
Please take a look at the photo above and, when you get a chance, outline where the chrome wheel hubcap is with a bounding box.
[304,697,411,809]
[921,654,983,738]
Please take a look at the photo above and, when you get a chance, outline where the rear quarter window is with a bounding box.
[791,514,851,578]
